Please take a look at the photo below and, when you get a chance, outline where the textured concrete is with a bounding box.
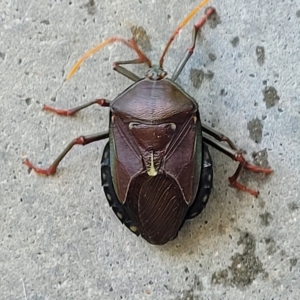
[1,0,299,299]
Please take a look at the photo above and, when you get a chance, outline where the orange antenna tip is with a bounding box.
[66,36,151,80]
[159,0,210,67]
[67,37,118,80]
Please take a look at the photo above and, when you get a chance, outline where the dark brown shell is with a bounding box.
[101,142,213,245]
[103,78,208,244]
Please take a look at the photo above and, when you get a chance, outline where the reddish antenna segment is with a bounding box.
[67,37,151,79]
[159,0,210,68]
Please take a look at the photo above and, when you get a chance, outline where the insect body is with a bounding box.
[24,0,272,245]
[101,77,213,244]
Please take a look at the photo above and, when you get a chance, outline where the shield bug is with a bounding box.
[24,0,272,245]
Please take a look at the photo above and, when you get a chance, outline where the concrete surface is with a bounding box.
[1,0,299,299]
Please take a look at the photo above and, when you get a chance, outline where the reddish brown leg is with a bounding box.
[23,131,109,175]
[234,152,273,174]
[228,164,259,197]
[202,132,273,197]
[112,39,152,82]
[112,62,140,82]
[43,98,110,116]
[202,124,238,150]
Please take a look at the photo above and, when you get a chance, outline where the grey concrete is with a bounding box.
[1,0,299,299]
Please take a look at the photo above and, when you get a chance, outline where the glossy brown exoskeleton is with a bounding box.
[24,0,272,245]
[101,75,213,244]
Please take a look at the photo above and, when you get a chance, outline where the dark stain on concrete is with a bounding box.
[207,9,221,29]
[220,88,227,96]
[259,212,273,226]
[252,149,270,168]
[130,25,152,52]
[177,275,204,300]
[0,52,5,60]
[190,68,214,89]
[25,98,32,106]
[230,36,239,47]
[263,86,280,108]
[247,117,263,143]
[288,202,299,211]
[290,258,298,271]
[256,46,265,66]
[40,20,50,25]
[212,231,265,288]
[208,52,217,61]
[265,237,277,255]
[85,0,96,15]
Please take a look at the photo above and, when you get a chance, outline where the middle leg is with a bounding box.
[202,126,272,197]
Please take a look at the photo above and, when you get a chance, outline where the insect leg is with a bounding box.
[112,38,152,82]
[67,37,151,80]
[202,131,272,197]
[202,124,238,150]
[23,131,109,176]
[202,127,273,173]
[113,59,142,82]
[43,98,111,116]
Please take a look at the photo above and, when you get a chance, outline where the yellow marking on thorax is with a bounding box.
[147,152,158,176]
